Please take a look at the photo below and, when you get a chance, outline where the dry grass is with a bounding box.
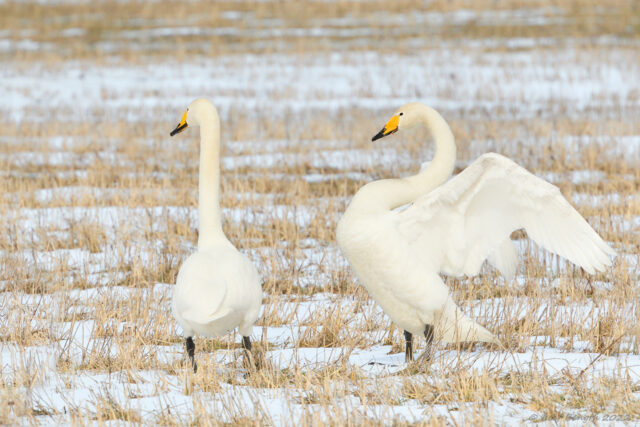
[2,0,639,62]
[1,0,639,424]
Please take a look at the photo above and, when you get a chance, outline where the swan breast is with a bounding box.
[173,246,262,337]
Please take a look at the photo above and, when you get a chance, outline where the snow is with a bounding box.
[3,48,640,124]
[5,322,640,424]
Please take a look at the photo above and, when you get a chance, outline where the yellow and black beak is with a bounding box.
[372,115,399,141]
[170,110,188,136]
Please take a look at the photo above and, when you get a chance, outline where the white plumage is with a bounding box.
[400,153,614,279]
[169,98,262,372]
[337,102,615,361]
[173,247,261,339]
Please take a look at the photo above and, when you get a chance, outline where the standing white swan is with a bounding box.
[170,98,262,372]
[336,102,615,362]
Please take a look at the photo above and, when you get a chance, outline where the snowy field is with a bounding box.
[1,0,640,424]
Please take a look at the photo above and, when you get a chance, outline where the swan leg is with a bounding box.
[186,336,197,373]
[242,336,254,368]
[423,324,434,361]
[404,330,413,362]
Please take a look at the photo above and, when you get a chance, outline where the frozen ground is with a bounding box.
[2,2,640,425]
[4,49,640,122]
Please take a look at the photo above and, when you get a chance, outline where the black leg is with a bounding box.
[242,336,254,368]
[186,336,197,373]
[423,324,434,361]
[404,330,413,362]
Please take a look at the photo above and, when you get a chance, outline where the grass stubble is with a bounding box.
[1,0,640,424]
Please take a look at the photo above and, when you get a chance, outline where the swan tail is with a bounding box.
[437,297,499,345]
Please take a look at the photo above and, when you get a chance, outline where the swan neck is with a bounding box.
[364,106,456,211]
[198,118,224,248]
[408,105,457,191]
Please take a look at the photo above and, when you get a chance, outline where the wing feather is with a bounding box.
[395,153,615,278]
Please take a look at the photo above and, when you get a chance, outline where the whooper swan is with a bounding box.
[336,102,616,362]
[170,98,262,372]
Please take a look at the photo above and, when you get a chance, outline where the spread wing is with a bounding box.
[395,153,615,279]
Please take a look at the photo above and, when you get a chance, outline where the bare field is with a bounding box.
[1,0,640,425]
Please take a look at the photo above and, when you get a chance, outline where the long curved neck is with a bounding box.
[357,106,457,212]
[197,117,224,248]
[402,106,456,202]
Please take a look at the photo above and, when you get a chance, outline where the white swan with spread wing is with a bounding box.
[336,102,615,362]
[170,98,262,372]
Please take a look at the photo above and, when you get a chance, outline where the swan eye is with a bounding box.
[399,112,403,116]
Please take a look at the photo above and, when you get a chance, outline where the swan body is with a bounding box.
[173,246,261,338]
[170,98,262,371]
[337,103,615,360]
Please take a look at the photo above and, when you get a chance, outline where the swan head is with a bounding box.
[372,102,425,141]
[170,98,218,136]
